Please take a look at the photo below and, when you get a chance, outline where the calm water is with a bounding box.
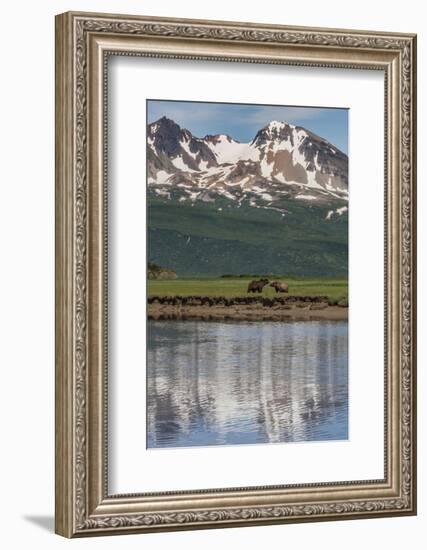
[147,320,348,449]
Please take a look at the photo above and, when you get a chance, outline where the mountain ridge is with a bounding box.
[147,116,348,214]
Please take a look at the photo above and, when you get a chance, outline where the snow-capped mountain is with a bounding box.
[147,116,348,214]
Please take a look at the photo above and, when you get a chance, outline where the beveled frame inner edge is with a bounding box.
[84,33,401,508]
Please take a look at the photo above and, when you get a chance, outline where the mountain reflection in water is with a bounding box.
[147,320,348,448]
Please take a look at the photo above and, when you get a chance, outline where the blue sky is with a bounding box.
[147,100,348,154]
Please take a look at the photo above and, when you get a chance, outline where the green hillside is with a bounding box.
[147,196,348,278]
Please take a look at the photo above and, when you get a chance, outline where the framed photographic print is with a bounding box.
[55,11,417,537]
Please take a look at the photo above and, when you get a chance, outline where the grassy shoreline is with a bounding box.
[148,300,348,322]
[148,277,348,301]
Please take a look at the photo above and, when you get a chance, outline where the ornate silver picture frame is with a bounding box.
[55,11,417,537]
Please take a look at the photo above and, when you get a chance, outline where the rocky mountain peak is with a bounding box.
[252,120,298,147]
[149,115,179,134]
[148,116,186,156]
[147,117,218,173]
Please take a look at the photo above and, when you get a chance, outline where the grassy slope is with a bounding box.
[148,196,348,278]
[148,277,348,301]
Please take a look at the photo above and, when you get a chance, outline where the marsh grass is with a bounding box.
[148,277,348,300]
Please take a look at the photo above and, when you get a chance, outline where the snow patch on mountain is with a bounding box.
[326,205,348,219]
[204,134,250,164]
[296,194,317,201]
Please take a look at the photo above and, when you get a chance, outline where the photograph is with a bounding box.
[146,99,349,449]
